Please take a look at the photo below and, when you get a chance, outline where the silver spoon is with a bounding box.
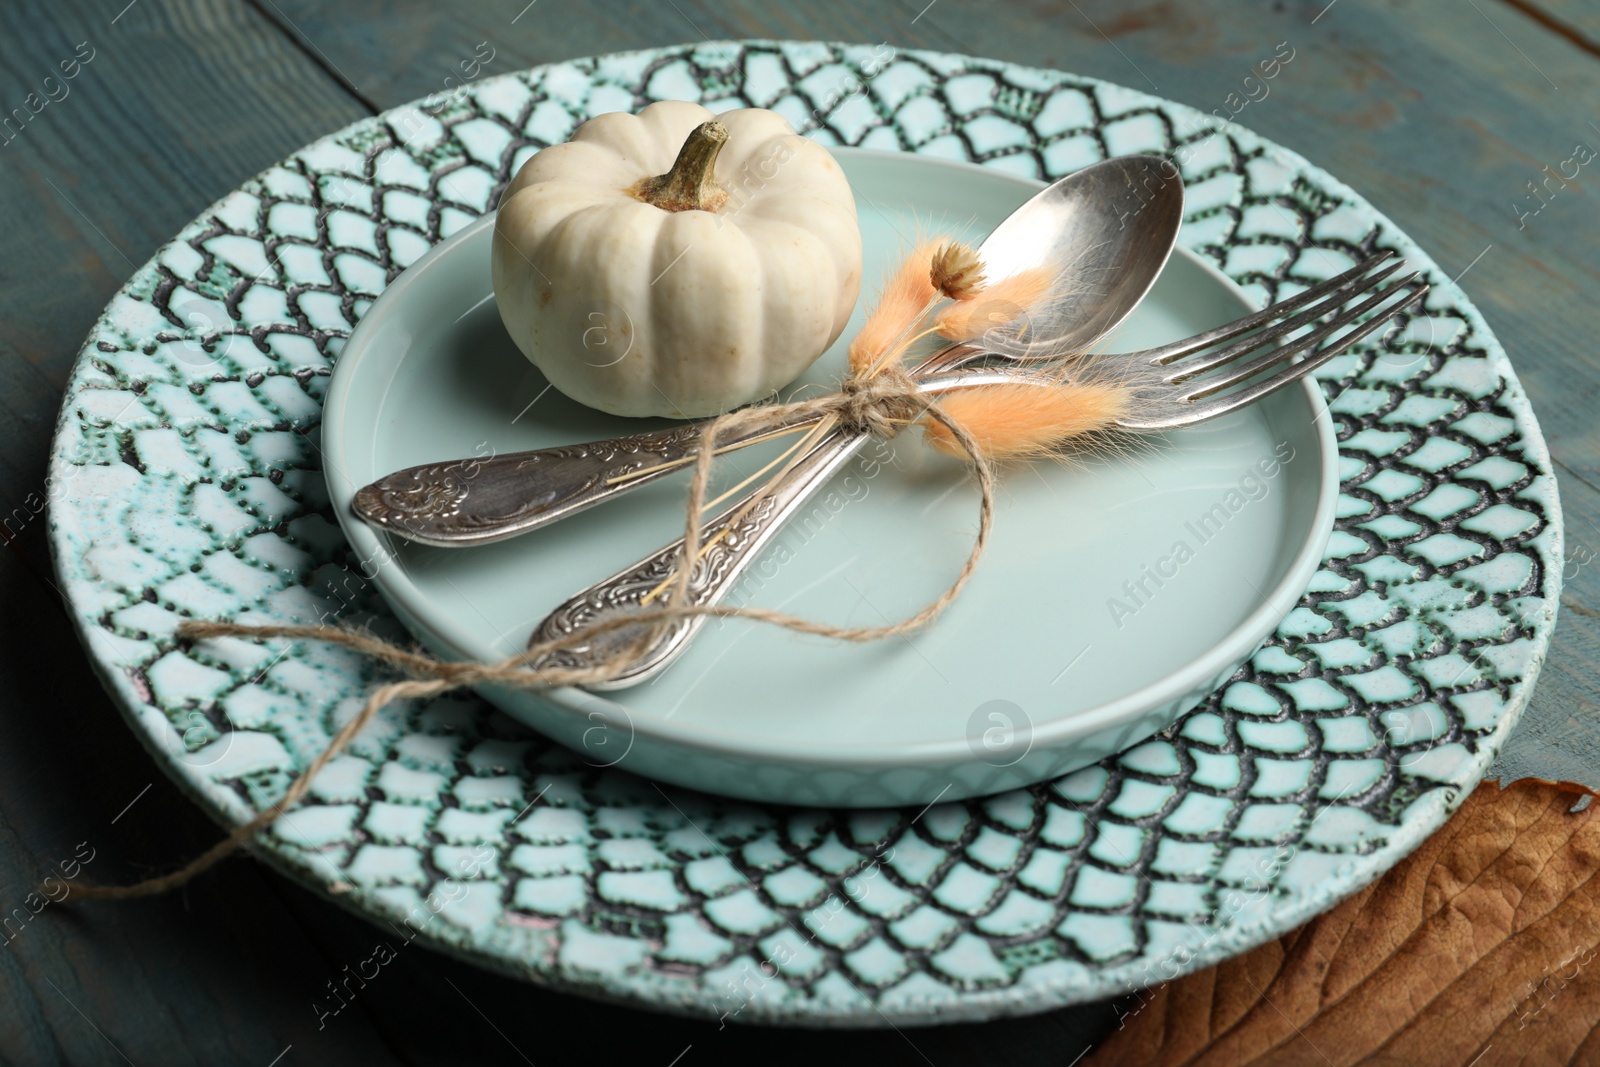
[353,154,1185,548]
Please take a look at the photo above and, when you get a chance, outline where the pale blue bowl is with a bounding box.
[322,149,1338,807]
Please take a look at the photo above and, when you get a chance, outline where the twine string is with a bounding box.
[67,366,994,901]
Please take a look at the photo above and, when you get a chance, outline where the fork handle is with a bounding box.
[352,407,825,547]
[525,367,1045,688]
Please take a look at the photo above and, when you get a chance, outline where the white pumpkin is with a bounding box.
[491,101,862,418]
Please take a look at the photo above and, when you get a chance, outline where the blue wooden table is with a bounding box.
[2,2,1596,1063]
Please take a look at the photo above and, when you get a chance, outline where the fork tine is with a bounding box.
[1179,273,1424,401]
[1163,260,1405,382]
[1137,249,1398,366]
[1170,283,1431,425]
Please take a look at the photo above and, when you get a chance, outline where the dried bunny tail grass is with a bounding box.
[848,239,948,373]
[920,346,1175,462]
[920,378,1137,462]
[933,266,1057,342]
[930,241,986,300]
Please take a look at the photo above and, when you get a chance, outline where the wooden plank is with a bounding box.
[0,556,408,1064]
[251,0,958,109]
[0,1,408,1063]
[0,0,368,389]
[1501,0,1600,53]
[3,0,1597,1061]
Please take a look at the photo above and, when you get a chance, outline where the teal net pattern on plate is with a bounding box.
[48,41,1559,1024]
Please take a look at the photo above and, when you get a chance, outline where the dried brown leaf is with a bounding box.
[1088,778,1600,1067]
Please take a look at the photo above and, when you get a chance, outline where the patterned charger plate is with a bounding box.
[48,41,1561,1026]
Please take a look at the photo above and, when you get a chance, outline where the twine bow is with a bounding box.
[833,364,929,436]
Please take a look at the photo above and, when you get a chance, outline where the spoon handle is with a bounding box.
[352,406,826,547]
[525,367,1048,688]
[526,421,868,689]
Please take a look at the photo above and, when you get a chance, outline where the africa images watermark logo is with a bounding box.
[966,699,1033,768]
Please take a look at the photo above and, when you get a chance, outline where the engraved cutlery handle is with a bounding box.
[526,423,869,690]
[352,410,821,547]
[526,368,1044,688]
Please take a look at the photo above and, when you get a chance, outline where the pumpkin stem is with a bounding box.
[631,121,730,213]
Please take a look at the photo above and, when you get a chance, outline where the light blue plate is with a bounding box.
[47,42,1560,1026]
[324,149,1338,808]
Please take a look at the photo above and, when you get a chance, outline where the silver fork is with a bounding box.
[526,251,1429,688]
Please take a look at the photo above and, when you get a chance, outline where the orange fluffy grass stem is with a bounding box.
[921,381,1134,461]
[933,267,1056,343]
[848,239,946,374]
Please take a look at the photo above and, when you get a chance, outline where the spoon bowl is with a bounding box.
[966,153,1183,358]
